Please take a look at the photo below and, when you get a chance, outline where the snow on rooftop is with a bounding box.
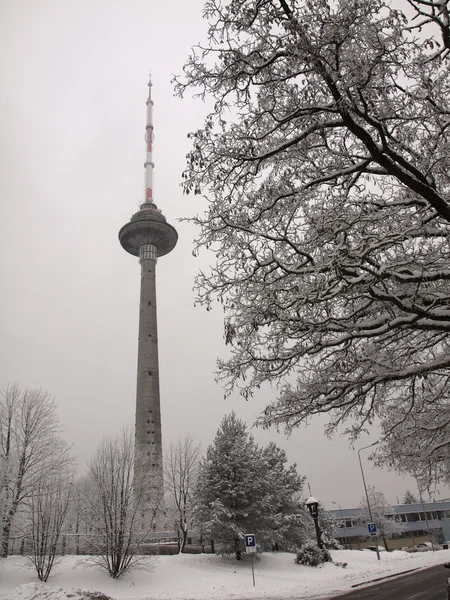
[1,549,449,600]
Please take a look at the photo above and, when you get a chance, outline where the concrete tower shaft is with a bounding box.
[118,76,177,506]
[135,244,161,480]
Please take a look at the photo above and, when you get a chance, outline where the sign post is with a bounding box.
[245,534,257,586]
[367,523,380,559]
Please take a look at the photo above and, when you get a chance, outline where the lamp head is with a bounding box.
[306,496,319,517]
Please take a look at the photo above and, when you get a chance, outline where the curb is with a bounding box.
[350,567,420,588]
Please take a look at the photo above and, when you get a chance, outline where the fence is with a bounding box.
[7,532,214,556]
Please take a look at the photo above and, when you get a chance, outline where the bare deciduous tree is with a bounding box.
[0,383,73,557]
[85,429,157,579]
[175,0,450,481]
[64,476,95,555]
[359,486,404,551]
[164,435,201,553]
[24,468,74,581]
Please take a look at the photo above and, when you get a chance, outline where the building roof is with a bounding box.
[329,500,450,519]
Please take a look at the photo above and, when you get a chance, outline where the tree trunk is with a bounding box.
[180,520,188,553]
[234,539,242,560]
[381,534,389,551]
[1,521,11,558]
[180,530,188,553]
[1,455,27,557]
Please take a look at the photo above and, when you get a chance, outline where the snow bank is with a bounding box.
[3,583,113,600]
[1,549,449,600]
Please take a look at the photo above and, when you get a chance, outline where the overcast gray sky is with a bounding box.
[0,0,445,508]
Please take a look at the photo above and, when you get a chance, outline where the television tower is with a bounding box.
[119,75,177,506]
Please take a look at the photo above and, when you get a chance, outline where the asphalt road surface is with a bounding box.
[322,564,450,600]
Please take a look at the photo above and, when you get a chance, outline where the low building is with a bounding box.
[329,500,450,550]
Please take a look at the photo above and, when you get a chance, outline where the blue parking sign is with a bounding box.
[368,523,377,535]
[245,534,257,584]
[245,534,256,553]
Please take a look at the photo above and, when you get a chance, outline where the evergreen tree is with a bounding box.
[194,413,307,558]
[259,442,309,551]
[403,490,418,505]
[317,504,341,550]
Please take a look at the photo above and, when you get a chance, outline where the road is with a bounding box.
[322,564,449,600]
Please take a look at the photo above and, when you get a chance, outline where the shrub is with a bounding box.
[182,546,203,554]
[295,541,332,567]
[322,535,342,550]
[139,543,179,555]
[80,592,114,600]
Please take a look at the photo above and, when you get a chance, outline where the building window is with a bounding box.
[140,244,157,262]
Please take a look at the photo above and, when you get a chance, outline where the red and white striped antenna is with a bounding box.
[144,72,154,203]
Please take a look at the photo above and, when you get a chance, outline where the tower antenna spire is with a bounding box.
[144,72,154,203]
[119,74,178,525]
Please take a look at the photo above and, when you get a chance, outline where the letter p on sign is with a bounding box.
[245,534,256,553]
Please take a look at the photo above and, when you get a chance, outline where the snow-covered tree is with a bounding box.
[259,442,309,551]
[0,453,6,553]
[176,0,450,481]
[62,475,97,555]
[431,526,445,545]
[317,504,341,550]
[359,486,404,551]
[403,490,418,505]
[164,435,201,553]
[194,412,307,558]
[0,384,73,557]
[24,467,74,581]
[84,429,157,579]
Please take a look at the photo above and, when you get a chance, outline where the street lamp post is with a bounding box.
[332,501,345,546]
[358,441,380,561]
[415,476,436,552]
[332,501,344,521]
[306,496,324,549]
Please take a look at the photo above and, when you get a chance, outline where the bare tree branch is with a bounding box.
[175,0,450,483]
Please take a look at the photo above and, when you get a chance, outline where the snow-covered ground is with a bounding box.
[1,549,449,600]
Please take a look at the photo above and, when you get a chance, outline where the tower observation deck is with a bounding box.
[118,75,177,510]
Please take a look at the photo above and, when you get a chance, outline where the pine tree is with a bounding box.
[259,442,308,551]
[403,490,418,505]
[194,413,307,558]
